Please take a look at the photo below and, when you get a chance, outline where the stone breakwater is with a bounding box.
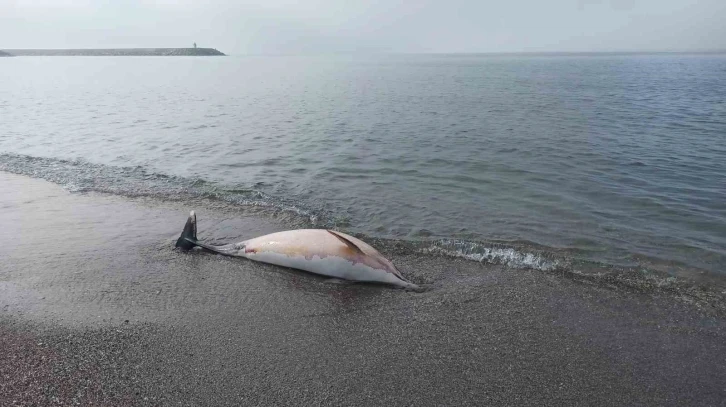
[0,50,13,57]
[1,48,225,56]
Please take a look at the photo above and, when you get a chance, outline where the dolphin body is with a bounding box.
[175,211,419,290]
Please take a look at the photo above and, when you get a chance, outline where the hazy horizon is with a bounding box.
[2,0,725,54]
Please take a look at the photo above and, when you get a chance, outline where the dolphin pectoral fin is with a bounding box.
[327,230,411,282]
[326,230,366,255]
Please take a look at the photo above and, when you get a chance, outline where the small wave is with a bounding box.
[1,153,561,274]
[3,152,726,303]
[417,238,726,313]
[0,153,324,227]
[420,239,563,271]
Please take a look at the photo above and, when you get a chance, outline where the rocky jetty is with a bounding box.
[2,48,225,56]
[0,50,13,57]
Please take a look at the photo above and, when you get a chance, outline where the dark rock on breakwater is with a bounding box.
[2,48,225,56]
[0,50,13,57]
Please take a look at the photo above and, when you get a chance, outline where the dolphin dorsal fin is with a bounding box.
[327,230,365,255]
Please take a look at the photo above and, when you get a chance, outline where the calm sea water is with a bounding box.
[1,54,725,277]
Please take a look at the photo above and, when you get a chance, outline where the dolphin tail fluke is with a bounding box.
[175,211,198,250]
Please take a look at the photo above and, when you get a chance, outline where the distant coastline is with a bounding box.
[1,48,225,56]
[0,50,13,57]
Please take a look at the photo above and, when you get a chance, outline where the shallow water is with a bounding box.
[1,54,725,278]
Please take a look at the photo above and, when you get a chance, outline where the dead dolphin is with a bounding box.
[175,211,419,290]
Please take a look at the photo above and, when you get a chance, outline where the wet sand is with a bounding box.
[1,172,725,406]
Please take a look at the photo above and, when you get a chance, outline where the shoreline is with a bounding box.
[1,152,723,294]
[1,171,725,405]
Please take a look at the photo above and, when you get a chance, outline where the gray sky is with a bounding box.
[2,0,725,54]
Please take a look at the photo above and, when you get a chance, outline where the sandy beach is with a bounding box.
[1,171,725,406]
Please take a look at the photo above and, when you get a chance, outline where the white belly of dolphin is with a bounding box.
[245,250,409,287]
